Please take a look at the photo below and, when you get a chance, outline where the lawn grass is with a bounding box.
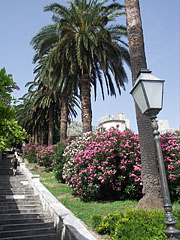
[28,164,180,238]
[29,167,137,227]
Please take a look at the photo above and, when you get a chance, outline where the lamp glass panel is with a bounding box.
[143,81,163,109]
[132,83,148,114]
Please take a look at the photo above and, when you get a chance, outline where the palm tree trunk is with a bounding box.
[40,125,44,145]
[48,103,54,146]
[34,126,38,145]
[60,95,68,142]
[80,71,92,133]
[125,0,163,209]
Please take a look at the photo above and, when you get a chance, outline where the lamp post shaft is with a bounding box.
[151,116,180,240]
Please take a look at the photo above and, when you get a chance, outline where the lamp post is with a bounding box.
[130,69,180,240]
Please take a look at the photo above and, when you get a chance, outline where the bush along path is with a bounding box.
[23,128,180,239]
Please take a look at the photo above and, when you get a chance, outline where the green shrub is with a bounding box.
[91,209,180,239]
[52,142,67,182]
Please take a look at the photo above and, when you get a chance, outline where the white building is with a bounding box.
[98,113,130,131]
[158,120,169,132]
[98,114,179,134]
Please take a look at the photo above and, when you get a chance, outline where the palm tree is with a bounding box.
[32,0,130,133]
[124,0,162,209]
[32,54,80,143]
[16,82,47,144]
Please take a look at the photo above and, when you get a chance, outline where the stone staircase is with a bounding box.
[0,152,57,240]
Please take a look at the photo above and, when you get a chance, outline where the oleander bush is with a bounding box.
[91,209,180,239]
[161,131,180,202]
[24,130,180,202]
[24,143,40,163]
[36,145,56,171]
[62,127,143,201]
[24,143,56,170]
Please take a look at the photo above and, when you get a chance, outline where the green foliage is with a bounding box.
[91,209,180,239]
[0,119,27,151]
[0,68,15,114]
[0,68,26,151]
[51,142,67,182]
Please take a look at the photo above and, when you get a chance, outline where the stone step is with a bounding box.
[0,227,56,238]
[0,195,39,201]
[0,216,52,225]
[0,202,41,209]
[0,199,41,205]
[0,187,31,191]
[0,185,32,189]
[0,213,51,220]
[0,233,57,240]
[1,222,54,231]
[0,170,23,175]
[0,155,57,240]
[0,179,28,184]
[0,190,34,195]
[0,191,36,195]
[0,174,26,179]
[0,208,46,214]
[0,178,27,183]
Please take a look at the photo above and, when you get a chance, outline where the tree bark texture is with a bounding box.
[34,126,38,145]
[60,95,68,142]
[81,71,92,133]
[40,125,44,145]
[125,0,163,209]
[48,103,54,146]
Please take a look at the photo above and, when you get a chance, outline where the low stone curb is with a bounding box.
[20,162,97,240]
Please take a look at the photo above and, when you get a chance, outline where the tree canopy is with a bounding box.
[0,68,27,151]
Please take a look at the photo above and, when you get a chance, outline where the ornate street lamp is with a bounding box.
[130,68,180,240]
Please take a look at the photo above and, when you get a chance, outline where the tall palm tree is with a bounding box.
[124,0,162,209]
[32,55,80,143]
[32,0,130,133]
[16,82,47,144]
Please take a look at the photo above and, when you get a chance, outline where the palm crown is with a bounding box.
[29,0,130,140]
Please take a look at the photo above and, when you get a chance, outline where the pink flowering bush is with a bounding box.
[24,143,41,163]
[24,143,56,171]
[36,145,56,171]
[161,131,180,201]
[62,128,143,201]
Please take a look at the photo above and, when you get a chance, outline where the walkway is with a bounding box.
[0,151,57,240]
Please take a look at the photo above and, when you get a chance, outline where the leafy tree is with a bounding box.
[0,68,26,151]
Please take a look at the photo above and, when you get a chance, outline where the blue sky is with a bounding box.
[0,0,179,132]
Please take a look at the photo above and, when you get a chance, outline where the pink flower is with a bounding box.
[168,165,175,170]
